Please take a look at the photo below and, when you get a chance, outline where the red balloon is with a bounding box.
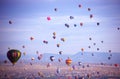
[47,16,51,21]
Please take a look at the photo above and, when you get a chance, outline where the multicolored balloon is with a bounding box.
[7,49,21,65]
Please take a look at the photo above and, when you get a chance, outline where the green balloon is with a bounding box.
[7,49,21,65]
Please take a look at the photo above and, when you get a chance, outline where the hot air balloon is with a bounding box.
[7,49,21,65]
[91,53,94,56]
[30,37,34,40]
[22,45,25,48]
[78,62,82,66]
[23,52,26,56]
[93,43,96,46]
[4,60,8,64]
[54,8,57,11]
[88,8,91,11]
[47,16,51,21]
[97,48,99,51]
[59,51,62,55]
[65,23,69,28]
[89,37,92,40]
[78,4,82,8]
[50,56,55,61]
[53,32,56,36]
[57,44,60,47]
[97,22,100,26]
[80,22,83,26]
[70,16,74,19]
[74,24,77,27]
[53,36,56,39]
[38,54,43,60]
[61,38,65,42]
[72,65,76,70]
[36,51,39,54]
[58,58,62,62]
[9,20,12,24]
[88,46,91,48]
[114,64,118,67]
[47,63,51,68]
[117,27,120,30]
[8,47,10,50]
[38,72,44,78]
[81,48,84,52]
[43,40,48,44]
[31,57,35,60]
[101,41,103,43]
[56,67,60,74]
[65,57,72,66]
[108,57,111,60]
[90,14,93,19]
[109,50,111,53]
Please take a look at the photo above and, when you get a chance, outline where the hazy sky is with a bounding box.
[0,0,120,56]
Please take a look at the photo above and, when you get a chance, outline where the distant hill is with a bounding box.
[0,52,120,64]
[71,52,120,64]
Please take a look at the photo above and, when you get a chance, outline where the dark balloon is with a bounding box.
[97,48,99,51]
[30,37,34,40]
[74,24,77,27]
[57,44,60,47]
[43,40,48,44]
[22,45,25,48]
[78,4,82,8]
[80,22,83,26]
[92,53,94,56]
[7,49,21,65]
[88,46,91,48]
[90,14,93,18]
[108,57,111,60]
[4,60,8,64]
[88,8,91,11]
[101,41,103,43]
[65,23,69,28]
[50,56,55,61]
[93,43,96,46]
[97,22,100,26]
[9,21,12,24]
[70,16,74,19]
[89,37,92,40]
[109,50,111,53]
[78,62,82,66]
[56,67,60,74]
[54,8,57,11]
[59,51,62,55]
[117,27,120,30]
[53,36,56,39]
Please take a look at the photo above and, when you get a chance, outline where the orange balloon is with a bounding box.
[81,48,84,52]
[65,57,72,66]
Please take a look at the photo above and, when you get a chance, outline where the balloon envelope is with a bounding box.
[65,57,72,66]
[7,49,21,65]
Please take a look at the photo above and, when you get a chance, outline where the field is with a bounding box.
[0,62,120,79]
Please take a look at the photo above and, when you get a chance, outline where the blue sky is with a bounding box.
[0,0,120,56]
